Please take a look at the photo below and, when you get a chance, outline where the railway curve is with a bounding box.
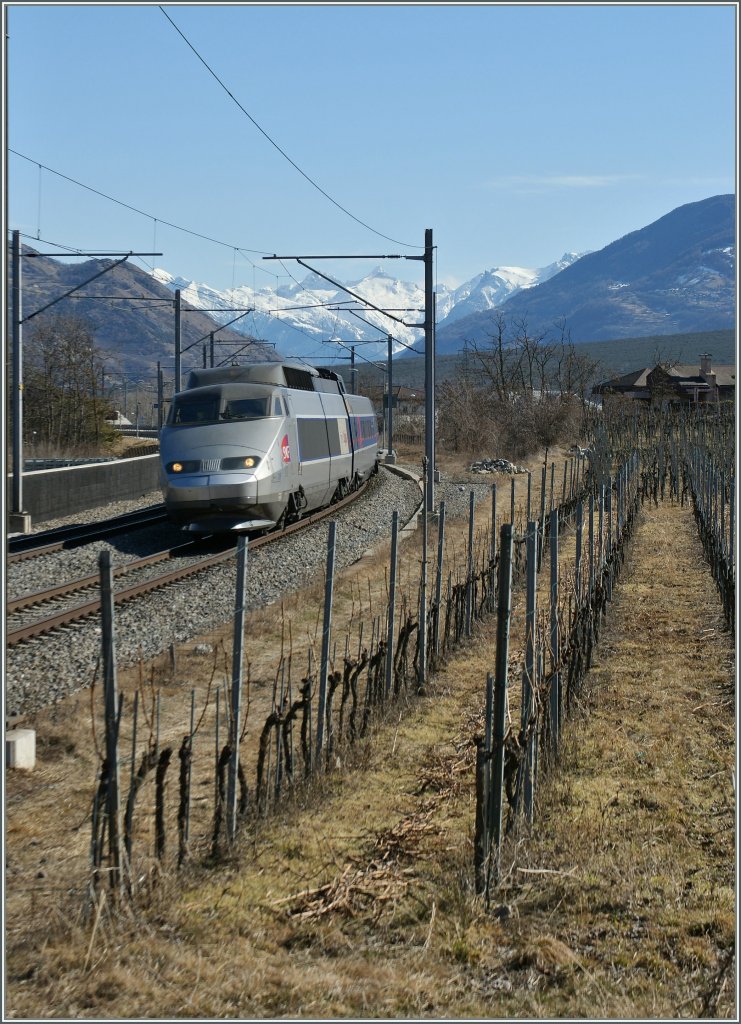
[6,466,424,717]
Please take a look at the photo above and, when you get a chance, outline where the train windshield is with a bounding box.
[168,393,271,426]
[170,394,221,425]
[222,398,270,420]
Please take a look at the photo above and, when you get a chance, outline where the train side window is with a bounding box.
[274,398,284,416]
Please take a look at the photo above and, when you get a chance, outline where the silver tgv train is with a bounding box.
[159,361,379,532]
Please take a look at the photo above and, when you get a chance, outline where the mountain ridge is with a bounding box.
[433,194,734,354]
[15,194,734,376]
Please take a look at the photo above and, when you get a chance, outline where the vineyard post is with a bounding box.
[708,464,716,548]
[214,688,220,808]
[434,502,446,655]
[598,485,605,575]
[510,476,516,527]
[606,480,613,601]
[129,690,139,794]
[465,490,475,638]
[474,736,488,896]
[475,674,495,896]
[315,521,337,765]
[227,535,248,841]
[123,692,138,873]
[729,477,735,569]
[526,471,532,523]
[713,466,720,565]
[538,467,547,570]
[385,511,399,696]
[306,648,314,767]
[489,485,497,613]
[720,470,726,563]
[523,521,538,823]
[549,461,555,512]
[361,621,376,729]
[185,688,195,844]
[575,500,583,604]
[419,457,429,688]
[490,524,513,887]
[588,492,595,600]
[99,549,123,896]
[659,435,665,494]
[275,661,285,797]
[561,460,567,506]
[484,672,494,789]
[549,508,560,756]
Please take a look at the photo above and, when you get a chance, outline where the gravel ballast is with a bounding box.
[7,465,500,717]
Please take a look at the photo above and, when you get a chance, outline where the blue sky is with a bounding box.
[6,2,737,292]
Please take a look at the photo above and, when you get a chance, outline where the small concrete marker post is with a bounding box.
[6,728,35,770]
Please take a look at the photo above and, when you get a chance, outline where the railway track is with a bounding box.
[7,504,169,563]
[7,481,369,648]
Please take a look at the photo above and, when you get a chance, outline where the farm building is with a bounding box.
[592,353,735,405]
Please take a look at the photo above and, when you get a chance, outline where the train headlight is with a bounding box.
[220,455,261,470]
[167,460,200,474]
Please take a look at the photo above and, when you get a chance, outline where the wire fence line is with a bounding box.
[474,401,735,903]
[86,450,595,907]
[474,455,641,898]
[85,402,733,912]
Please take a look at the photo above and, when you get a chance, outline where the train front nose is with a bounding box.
[161,443,267,524]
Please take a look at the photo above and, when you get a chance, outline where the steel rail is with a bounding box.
[7,539,205,614]
[7,479,369,647]
[8,505,169,562]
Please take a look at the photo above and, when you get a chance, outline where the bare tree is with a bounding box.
[441,313,603,460]
[23,313,115,453]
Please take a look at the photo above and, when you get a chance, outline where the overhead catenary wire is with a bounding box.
[14,228,412,378]
[13,226,350,352]
[158,6,422,252]
[9,150,281,281]
[9,154,426,358]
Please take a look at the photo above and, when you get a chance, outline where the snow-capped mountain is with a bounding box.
[434,195,735,353]
[439,253,583,327]
[150,253,585,363]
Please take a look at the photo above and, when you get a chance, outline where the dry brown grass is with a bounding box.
[5,451,735,1019]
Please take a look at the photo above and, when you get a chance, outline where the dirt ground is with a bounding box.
[4,466,736,1019]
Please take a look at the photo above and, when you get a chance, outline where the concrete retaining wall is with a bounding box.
[7,454,161,525]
